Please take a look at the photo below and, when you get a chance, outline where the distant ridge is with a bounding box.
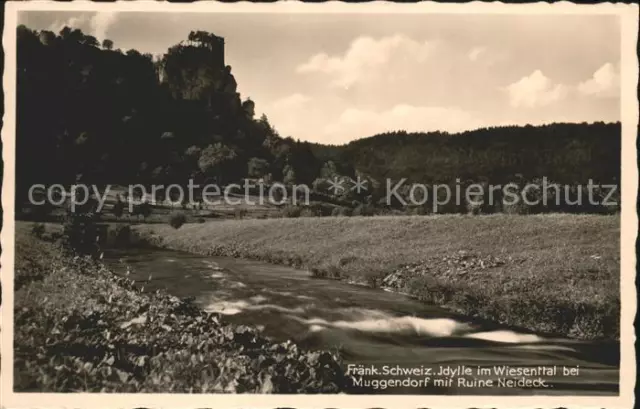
[306,121,620,185]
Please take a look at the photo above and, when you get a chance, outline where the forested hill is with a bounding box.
[16,25,321,201]
[307,122,620,185]
[16,24,619,207]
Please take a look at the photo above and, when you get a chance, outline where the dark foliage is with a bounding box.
[113,224,132,246]
[61,194,102,257]
[14,235,347,393]
[30,222,45,238]
[308,124,620,186]
[169,211,187,229]
[16,25,322,203]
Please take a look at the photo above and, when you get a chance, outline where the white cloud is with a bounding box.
[296,35,438,88]
[90,12,118,42]
[323,105,484,144]
[468,46,508,67]
[269,93,310,111]
[468,47,485,62]
[578,63,619,97]
[48,15,90,34]
[506,70,568,108]
[260,93,313,138]
[47,12,117,42]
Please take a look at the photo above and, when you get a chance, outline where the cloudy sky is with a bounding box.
[19,11,620,144]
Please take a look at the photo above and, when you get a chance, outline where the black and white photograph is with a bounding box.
[1,1,637,408]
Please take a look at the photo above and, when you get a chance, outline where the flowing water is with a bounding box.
[103,247,619,395]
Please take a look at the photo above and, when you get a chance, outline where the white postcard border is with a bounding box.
[1,1,637,408]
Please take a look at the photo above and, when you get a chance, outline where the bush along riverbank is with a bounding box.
[14,228,347,393]
[136,214,620,341]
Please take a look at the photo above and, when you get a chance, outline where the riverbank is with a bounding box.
[137,214,620,341]
[13,223,346,392]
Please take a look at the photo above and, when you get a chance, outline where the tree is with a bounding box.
[14,24,621,220]
[283,165,296,185]
[17,25,31,39]
[68,29,85,44]
[112,197,125,220]
[151,166,164,182]
[126,49,142,58]
[102,39,114,50]
[132,202,152,221]
[38,30,56,46]
[247,157,270,179]
[59,26,72,40]
[242,98,255,119]
[188,30,222,50]
[258,114,271,130]
[198,143,238,183]
[320,161,338,179]
[185,145,203,177]
[185,145,202,158]
[82,35,99,47]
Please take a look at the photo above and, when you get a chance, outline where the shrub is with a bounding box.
[62,210,100,257]
[169,212,187,229]
[112,198,125,220]
[132,202,152,220]
[329,206,354,217]
[309,202,334,217]
[311,265,343,279]
[31,223,46,238]
[352,204,374,216]
[300,207,321,217]
[197,217,206,223]
[502,199,531,215]
[234,208,248,219]
[406,206,428,216]
[280,206,302,218]
[113,224,132,245]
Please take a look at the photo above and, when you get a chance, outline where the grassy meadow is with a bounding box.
[138,214,620,340]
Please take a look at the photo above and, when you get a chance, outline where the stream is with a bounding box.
[103,247,619,395]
